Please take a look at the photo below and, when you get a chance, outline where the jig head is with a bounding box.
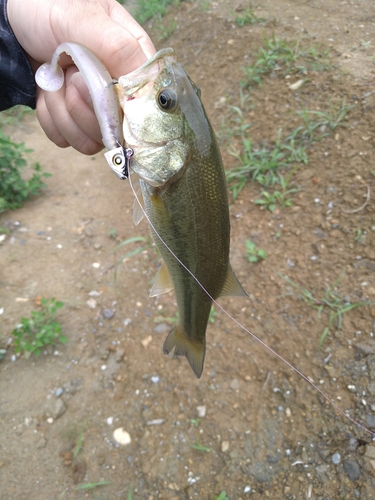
[104,146,134,180]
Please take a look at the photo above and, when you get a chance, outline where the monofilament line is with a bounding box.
[127,170,375,438]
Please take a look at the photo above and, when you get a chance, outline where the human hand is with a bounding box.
[7,0,156,154]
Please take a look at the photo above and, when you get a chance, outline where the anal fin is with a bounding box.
[149,261,174,297]
[219,263,248,297]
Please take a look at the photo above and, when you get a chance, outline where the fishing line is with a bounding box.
[127,169,375,438]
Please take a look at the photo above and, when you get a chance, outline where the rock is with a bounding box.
[221,440,229,452]
[365,444,375,459]
[46,398,66,419]
[86,298,97,309]
[55,387,63,398]
[36,437,47,449]
[230,378,239,390]
[332,452,341,464]
[114,349,125,362]
[315,464,329,479]
[103,308,115,320]
[196,405,206,417]
[366,414,375,429]
[354,340,375,355]
[113,427,131,446]
[153,322,170,334]
[343,460,360,481]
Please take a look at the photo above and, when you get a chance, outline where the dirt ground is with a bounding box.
[1,0,375,498]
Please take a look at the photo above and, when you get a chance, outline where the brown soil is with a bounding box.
[1,1,375,499]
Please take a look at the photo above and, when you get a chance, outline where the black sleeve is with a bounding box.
[0,0,36,111]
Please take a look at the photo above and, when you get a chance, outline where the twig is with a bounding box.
[339,184,370,214]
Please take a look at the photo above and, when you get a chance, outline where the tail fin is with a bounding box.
[163,324,206,378]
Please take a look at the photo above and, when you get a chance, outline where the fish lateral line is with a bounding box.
[126,169,375,438]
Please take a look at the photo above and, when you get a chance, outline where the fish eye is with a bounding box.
[157,89,178,112]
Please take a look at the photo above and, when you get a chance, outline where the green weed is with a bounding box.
[292,99,353,143]
[226,128,306,200]
[155,15,177,41]
[190,418,201,427]
[73,431,84,458]
[209,306,217,323]
[112,235,155,279]
[76,481,111,491]
[108,227,118,239]
[134,0,179,24]
[0,131,51,213]
[190,440,212,452]
[242,35,330,87]
[235,8,263,26]
[0,105,34,126]
[12,298,66,356]
[279,273,374,345]
[245,240,267,262]
[214,493,230,500]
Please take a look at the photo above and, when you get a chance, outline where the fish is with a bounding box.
[117,48,247,378]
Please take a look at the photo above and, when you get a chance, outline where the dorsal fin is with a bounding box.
[219,264,248,297]
[149,261,174,297]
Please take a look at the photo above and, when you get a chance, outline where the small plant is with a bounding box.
[134,0,175,24]
[226,127,305,200]
[190,418,201,427]
[0,105,34,126]
[245,240,267,262]
[235,8,263,26]
[0,131,50,213]
[12,298,66,356]
[108,227,118,239]
[242,35,330,87]
[112,235,155,279]
[292,99,352,143]
[214,492,230,500]
[279,273,374,345]
[155,15,177,41]
[209,306,217,324]
[73,431,84,459]
[190,440,212,452]
[76,481,111,491]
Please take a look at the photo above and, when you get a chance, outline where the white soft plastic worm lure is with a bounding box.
[35,42,132,178]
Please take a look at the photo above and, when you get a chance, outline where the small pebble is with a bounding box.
[103,308,115,320]
[151,376,160,384]
[196,405,206,418]
[106,416,114,425]
[146,419,164,426]
[55,387,63,398]
[221,440,229,452]
[113,427,131,445]
[86,298,97,309]
[343,460,360,481]
[332,452,341,464]
[230,378,239,390]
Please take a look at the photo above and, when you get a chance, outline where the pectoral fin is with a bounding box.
[149,261,174,297]
[219,264,248,297]
[133,184,145,226]
[163,323,206,378]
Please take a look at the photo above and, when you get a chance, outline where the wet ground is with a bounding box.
[1,0,375,498]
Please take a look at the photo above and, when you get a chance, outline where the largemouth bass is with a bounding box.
[117,48,247,378]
